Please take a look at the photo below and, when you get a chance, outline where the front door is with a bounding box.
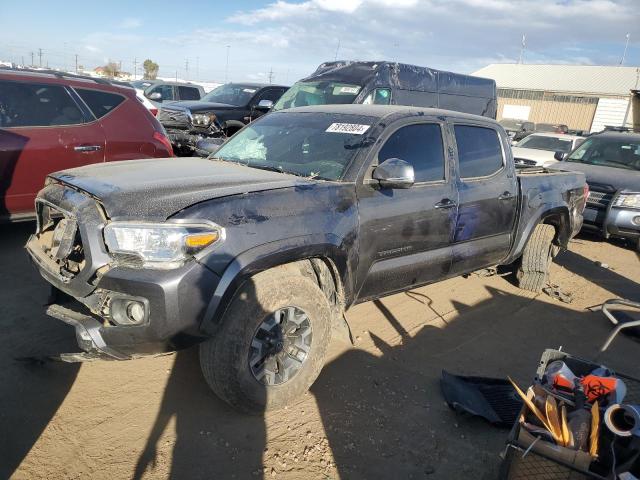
[449,123,517,275]
[356,120,457,301]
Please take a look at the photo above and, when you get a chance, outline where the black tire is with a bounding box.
[199,269,332,414]
[516,224,557,292]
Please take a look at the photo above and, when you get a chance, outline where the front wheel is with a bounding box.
[199,269,332,414]
[516,224,558,292]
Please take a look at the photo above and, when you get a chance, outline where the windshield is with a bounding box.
[201,84,258,106]
[272,81,362,111]
[499,119,525,130]
[517,135,574,153]
[566,136,640,171]
[210,112,377,180]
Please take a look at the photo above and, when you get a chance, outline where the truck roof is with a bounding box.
[276,104,501,125]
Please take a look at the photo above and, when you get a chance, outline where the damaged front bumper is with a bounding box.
[26,183,221,361]
[166,127,224,155]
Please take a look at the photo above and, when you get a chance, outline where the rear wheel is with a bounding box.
[199,269,332,414]
[516,224,558,292]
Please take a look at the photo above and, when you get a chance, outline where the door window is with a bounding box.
[253,88,286,104]
[362,88,391,105]
[76,89,125,119]
[454,125,504,178]
[377,123,445,183]
[178,86,201,100]
[0,80,84,127]
[147,84,174,101]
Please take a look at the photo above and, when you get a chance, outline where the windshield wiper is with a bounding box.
[246,163,285,174]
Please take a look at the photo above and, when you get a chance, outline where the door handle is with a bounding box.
[498,191,515,201]
[74,145,102,153]
[434,198,456,209]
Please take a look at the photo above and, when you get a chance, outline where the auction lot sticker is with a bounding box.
[326,123,370,135]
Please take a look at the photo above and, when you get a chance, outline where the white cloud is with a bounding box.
[119,17,142,29]
[85,45,100,53]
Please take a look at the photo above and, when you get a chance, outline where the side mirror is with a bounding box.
[255,99,273,111]
[195,138,225,158]
[372,158,414,189]
[147,92,162,101]
[554,151,567,161]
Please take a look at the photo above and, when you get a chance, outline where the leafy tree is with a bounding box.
[143,59,159,80]
[103,61,120,78]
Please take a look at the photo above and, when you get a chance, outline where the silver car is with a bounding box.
[550,130,640,251]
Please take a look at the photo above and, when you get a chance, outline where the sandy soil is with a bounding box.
[1,222,638,480]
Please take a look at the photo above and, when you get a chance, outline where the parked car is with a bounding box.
[27,104,586,412]
[536,123,569,134]
[157,82,288,155]
[0,69,173,221]
[512,133,585,167]
[143,81,205,108]
[273,61,497,118]
[499,118,535,143]
[130,79,159,91]
[549,130,640,250]
[135,89,158,116]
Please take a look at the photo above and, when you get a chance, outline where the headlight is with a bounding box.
[192,113,216,127]
[103,222,224,269]
[613,192,640,210]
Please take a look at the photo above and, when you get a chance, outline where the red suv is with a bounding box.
[0,69,173,221]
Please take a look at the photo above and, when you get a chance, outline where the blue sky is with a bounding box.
[1,0,638,84]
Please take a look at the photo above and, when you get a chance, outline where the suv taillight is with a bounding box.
[153,131,174,157]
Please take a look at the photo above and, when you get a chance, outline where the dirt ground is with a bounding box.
[1,221,639,480]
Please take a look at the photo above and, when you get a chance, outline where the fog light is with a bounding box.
[633,216,640,226]
[109,296,148,326]
[126,302,145,323]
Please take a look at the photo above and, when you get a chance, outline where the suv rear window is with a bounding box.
[0,80,84,127]
[455,125,504,178]
[76,88,125,119]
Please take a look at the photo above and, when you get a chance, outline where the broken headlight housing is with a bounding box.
[103,222,224,269]
[191,113,216,127]
[613,192,640,210]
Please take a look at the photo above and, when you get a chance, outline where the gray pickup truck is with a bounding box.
[26,105,586,413]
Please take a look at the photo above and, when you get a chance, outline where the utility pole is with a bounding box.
[620,33,630,66]
[185,58,189,81]
[518,34,526,64]
[334,39,341,61]
[225,45,230,83]
[75,54,78,73]
[133,58,137,80]
[267,67,274,84]
[30,51,34,67]
[175,70,178,82]
[21,56,25,67]
[38,48,43,67]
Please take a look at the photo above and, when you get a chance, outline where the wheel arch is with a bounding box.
[199,238,351,336]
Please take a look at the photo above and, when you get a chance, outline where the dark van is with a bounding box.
[272,61,497,118]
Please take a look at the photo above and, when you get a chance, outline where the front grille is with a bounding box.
[586,190,613,209]
[35,200,85,278]
[157,109,189,129]
[514,157,537,166]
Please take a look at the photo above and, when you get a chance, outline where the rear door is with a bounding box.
[0,79,105,217]
[356,119,457,300]
[177,85,201,101]
[75,87,157,161]
[448,122,517,275]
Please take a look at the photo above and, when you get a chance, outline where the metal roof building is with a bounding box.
[473,64,640,133]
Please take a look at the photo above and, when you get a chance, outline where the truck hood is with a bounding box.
[50,158,315,220]
[511,147,555,165]
[549,161,640,191]
[162,101,238,113]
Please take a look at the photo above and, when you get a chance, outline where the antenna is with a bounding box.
[619,33,630,66]
[518,34,526,64]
